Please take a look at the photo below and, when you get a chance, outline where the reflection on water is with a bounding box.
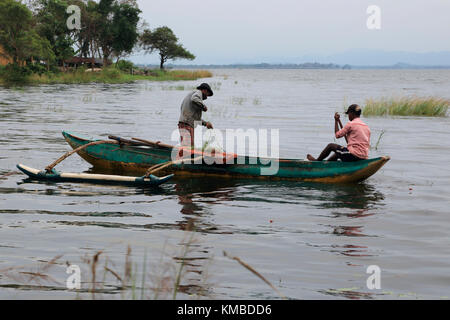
[169,178,386,299]
[4,137,387,299]
[3,173,386,298]
[319,288,379,300]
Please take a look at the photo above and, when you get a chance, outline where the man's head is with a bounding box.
[197,83,213,100]
[345,104,362,120]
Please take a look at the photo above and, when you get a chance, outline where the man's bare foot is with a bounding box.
[307,154,317,161]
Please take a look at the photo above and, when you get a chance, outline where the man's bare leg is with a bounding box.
[307,143,341,161]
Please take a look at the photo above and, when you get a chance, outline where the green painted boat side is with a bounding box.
[62,131,390,183]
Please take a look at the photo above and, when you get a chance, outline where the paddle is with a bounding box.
[108,135,174,149]
[108,135,145,146]
[336,113,349,144]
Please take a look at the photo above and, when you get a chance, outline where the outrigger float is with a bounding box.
[25,131,390,184]
[17,164,173,186]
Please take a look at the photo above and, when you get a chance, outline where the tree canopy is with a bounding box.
[140,26,195,70]
[0,0,54,65]
[0,0,194,73]
[34,0,75,63]
[68,0,141,66]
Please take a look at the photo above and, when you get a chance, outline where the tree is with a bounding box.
[96,0,115,66]
[140,26,195,70]
[0,0,54,65]
[71,0,102,64]
[95,0,141,66]
[111,2,141,63]
[34,0,75,66]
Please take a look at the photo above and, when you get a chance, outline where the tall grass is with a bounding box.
[372,129,386,151]
[0,243,287,299]
[223,251,286,299]
[1,68,212,86]
[363,96,449,117]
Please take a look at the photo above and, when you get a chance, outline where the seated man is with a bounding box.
[307,104,370,162]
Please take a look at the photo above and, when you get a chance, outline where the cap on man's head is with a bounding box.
[345,104,362,116]
[197,83,213,96]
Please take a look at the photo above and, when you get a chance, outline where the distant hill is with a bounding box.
[301,49,450,66]
[136,62,347,69]
[136,62,450,70]
[352,62,450,69]
[132,49,450,69]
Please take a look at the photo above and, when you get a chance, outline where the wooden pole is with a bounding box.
[131,137,174,149]
[145,156,203,177]
[108,135,148,147]
[45,140,118,172]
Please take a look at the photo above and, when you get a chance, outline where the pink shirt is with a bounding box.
[335,118,371,159]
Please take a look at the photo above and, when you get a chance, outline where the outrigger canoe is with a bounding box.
[62,131,390,183]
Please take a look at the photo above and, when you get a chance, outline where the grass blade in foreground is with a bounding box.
[223,251,287,300]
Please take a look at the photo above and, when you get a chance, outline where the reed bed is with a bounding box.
[363,96,449,117]
[9,68,212,85]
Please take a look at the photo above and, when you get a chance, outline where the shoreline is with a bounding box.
[0,69,213,86]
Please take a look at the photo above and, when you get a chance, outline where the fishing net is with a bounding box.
[202,129,224,154]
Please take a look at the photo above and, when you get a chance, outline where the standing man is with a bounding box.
[178,83,214,148]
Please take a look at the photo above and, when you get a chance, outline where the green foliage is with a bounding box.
[34,0,75,62]
[7,69,212,86]
[0,0,209,87]
[364,96,449,117]
[111,3,141,59]
[101,66,122,79]
[116,60,135,72]
[33,33,56,63]
[94,0,141,65]
[26,63,48,76]
[0,0,197,85]
[0,0,52,64]
[140,26,195,69]
[145,70,212,81]
[1,64,32,84]
[70,0,100,59]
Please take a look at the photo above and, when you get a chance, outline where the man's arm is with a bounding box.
[335,114,340,134]
[334,113,349,143]
[202,120,213,129]
[338,118,344,131]
[191,90,207,111]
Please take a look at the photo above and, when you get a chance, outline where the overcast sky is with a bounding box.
[131,0,450,65]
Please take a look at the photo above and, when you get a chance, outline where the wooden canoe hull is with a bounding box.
[62,131,390,183]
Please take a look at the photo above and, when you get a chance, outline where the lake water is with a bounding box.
[1,69,449,299]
